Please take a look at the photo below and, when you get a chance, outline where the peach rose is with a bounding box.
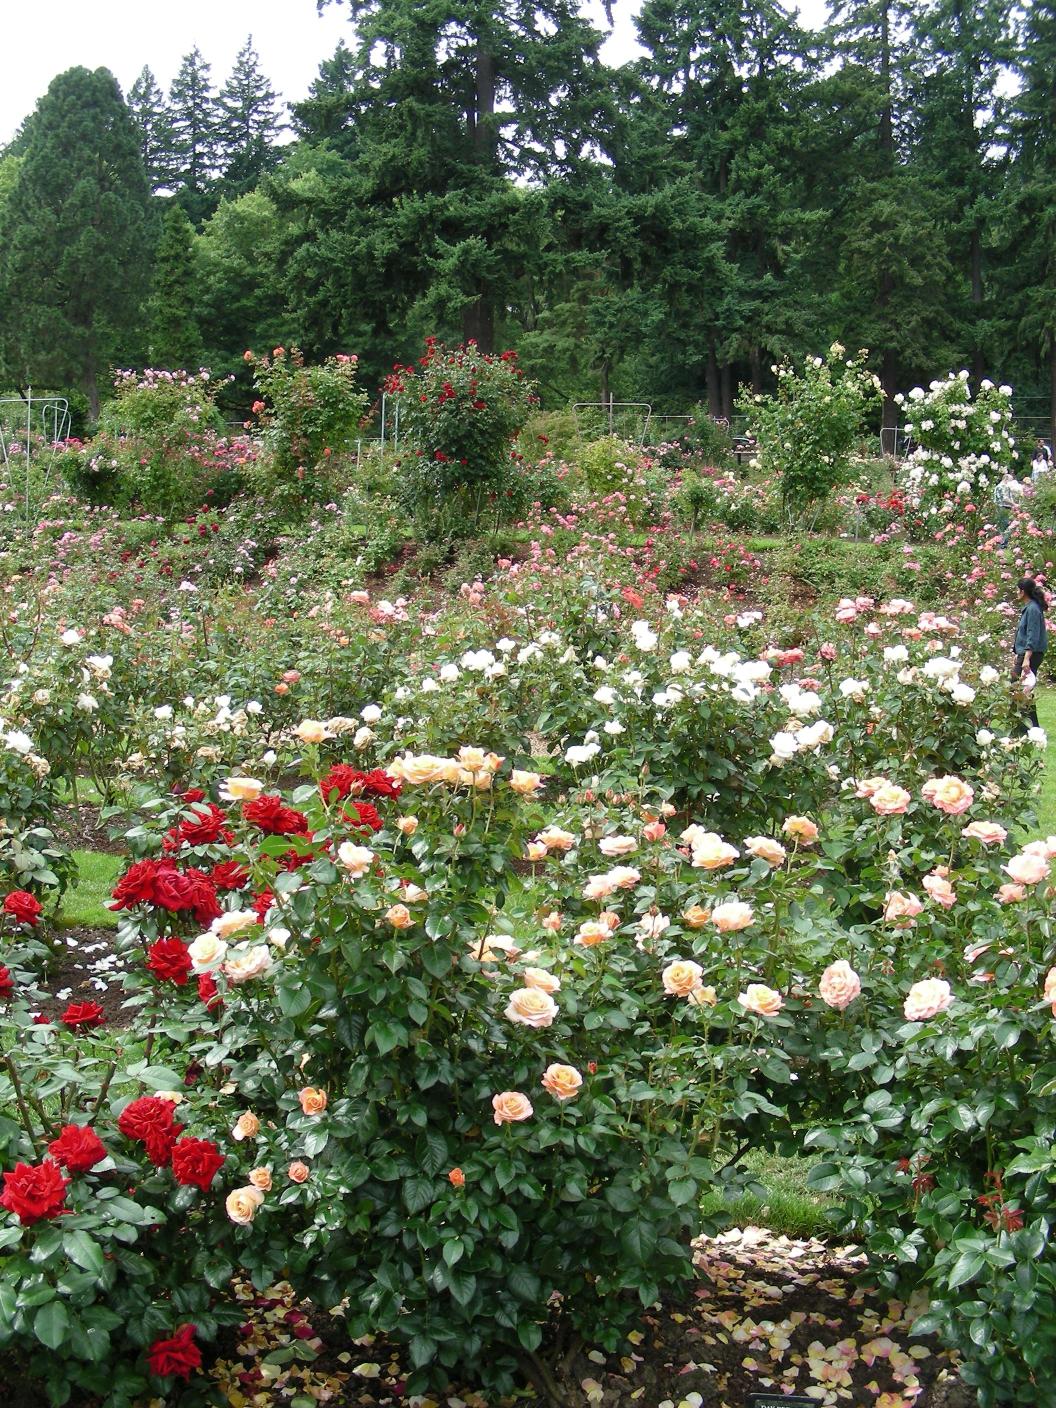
[870,783,912,817]
[782,816,819,845]
[212,909,258,939]
[448,1167,465,1187]
[1004,852,1050,886]
[232,1112,260,1142]
[492,1091,534,1125]
[662,959,704,997]
[509,770,544,796]
[221,775,265,802]
[537,826,576,852]
[522,967,561,994]
[903,977,953,1021]
[1045,967,1056,1016]
[396,815,419,836]
[298,1087,328,1116]
[884,891,924,926]
[582,874,617,901]
[738,984,784,1017]
[921,775,974,816]
[525,841,549,862]
[287,1161,310,1184]
[854,776,886,799]
[541,1064,583,1101]
[294,719,329,745]
[457,746,490,773]
[541,911,563,932]
[223,945,272,984]
[248,1167,272,1192]
[337,842,375,877]
[575,919,613,946]
[608,866,641,890]
[923,873,956,909]
[998,882,1026,904]
[389,753,449,785]
[403,883,427,902]
[818,960,861,1011]
[385,903,414,929]
[962,820,1006,846]
[711,900,754,932]
[642,820,667,842]
[690,832,739,870]
[688,985,718,1007]
[682,903,712,928]
[600,834,638,858]
[744,836,786,867]
[504,987,559,1028]
[225,1186,265,1225]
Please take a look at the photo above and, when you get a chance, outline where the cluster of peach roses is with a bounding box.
[388,748,543,794]
[223,1088,326,1225]
[856,773,975,818]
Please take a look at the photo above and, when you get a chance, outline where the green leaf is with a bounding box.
[278,983,313,1018]
[34,1300,70,1350]
[517,1321,543,1352]
[403,1176,434,1215]
[948,1249,987,1289]
[64,1230,105,1276]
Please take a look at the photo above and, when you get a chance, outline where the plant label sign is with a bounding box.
[747,1398,816,1408]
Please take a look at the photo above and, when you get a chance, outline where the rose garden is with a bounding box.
[0,338,1052,1408]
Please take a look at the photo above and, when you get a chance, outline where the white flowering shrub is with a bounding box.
[898,373,1017,519]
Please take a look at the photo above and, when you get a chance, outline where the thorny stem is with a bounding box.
[4,1054,45,1157]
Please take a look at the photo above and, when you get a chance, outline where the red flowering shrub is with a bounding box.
[3,891,43,927]
[146,937,193,986]
[60,1001,105,1030]
[147,1322,202,1380]
[47,1124,107,1173]
[170,1137,224,1191]
[0,1159,69,1224]
[242,794,310,836]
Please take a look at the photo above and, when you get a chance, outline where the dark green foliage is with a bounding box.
[0,67,153,417]
[216,36,283,196]
[149,205,202,368]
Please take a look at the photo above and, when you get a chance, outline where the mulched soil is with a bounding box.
[53,800,126,854]
[36,923,130,1024]
[198,1230,972,1408]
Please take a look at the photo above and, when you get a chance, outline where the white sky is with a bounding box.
[1,0,831,147]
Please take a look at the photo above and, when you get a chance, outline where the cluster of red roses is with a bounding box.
[110,858,222,925]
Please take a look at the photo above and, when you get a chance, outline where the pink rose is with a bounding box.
[870,783,912,817]
[1004,853,1050,886]
[504,987,558,1028]
[818,960,861,1011]
[921,775,974,816]
[884,891,924,927]
[903,978,953,1021]
[738,984,783,1017]
[541,1064,582,1101]
[962,820,1007,847]
[998,883,1026,904]
[923,873,956,909]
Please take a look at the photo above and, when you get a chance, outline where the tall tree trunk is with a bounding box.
[706,344,722,417]
[971,223,984,382]
[750,345,762,394]
[84,367,100,422]
[461,47,496,353]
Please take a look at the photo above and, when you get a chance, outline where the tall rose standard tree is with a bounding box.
[0,68,153,418]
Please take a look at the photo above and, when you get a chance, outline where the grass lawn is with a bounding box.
[1036,688,1056,834]
[56,849,123,928]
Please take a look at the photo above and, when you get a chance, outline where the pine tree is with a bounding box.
[217,36,283,195]
[149,204,202,367]
[128,66,174,192]
[168,47,220,222]
[0,68,152,416]
[291,41,357,150]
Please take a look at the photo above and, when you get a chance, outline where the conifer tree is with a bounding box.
[149,205,202,367]
[168,47,220,222]
[128,65,174,192]
[0,68,152,416]
[217,36,283,195]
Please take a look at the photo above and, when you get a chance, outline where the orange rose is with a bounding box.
[287,1161,310,1183]
[448,1167,466,1187]
[541,1064,583,1101]
[225,1186,265,1224]
[782,816,819,845]
[396,815,419,836]
[232,1112,260,1142]
[298,1087,327,1116]
[385,903,414,929]
[682,904,712,928]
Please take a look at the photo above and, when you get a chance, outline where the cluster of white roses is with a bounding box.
[896,373,1017,513]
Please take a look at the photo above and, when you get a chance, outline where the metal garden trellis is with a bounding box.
[0,388,72,517]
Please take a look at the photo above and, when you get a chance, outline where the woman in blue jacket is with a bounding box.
[1011,577,1049,729]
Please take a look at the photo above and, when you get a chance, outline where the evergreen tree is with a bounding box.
[149,204,202,367]
[168,47,220,222]
[128,65,174,192]
[0,67,152,416]
[291,41,358,150]
[217,36,283,196]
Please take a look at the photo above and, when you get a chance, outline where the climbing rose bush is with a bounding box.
[898,373,1017,520]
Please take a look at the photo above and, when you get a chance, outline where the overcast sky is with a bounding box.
[1,0,831,147]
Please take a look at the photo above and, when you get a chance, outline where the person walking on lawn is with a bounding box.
[1012,577,1049,730]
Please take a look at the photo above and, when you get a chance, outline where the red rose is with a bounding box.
[174,787,206,804]
[3,891,43,927]
[60,1001,105,1030]
[0,966,13,998]
[146,937,193,986]
[162,802,235,853]
[48,1124,107,1173]
[148,1323,201,1380]
[361,767,401,799]
[152,866,197,912]
[251,889,275,923]
[0,1159,69,1224]
[319,763,362,802]
[210,860,249,891]
[243,795,310,837]
[197,973,223,1012]
[344,800,382,834]
[182,869,222,925]
[118,1096,184,1167]
[110,857,164,909]
[170,1137,224,1191]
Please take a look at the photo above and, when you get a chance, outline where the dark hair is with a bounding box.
[1018,577,1049,610]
